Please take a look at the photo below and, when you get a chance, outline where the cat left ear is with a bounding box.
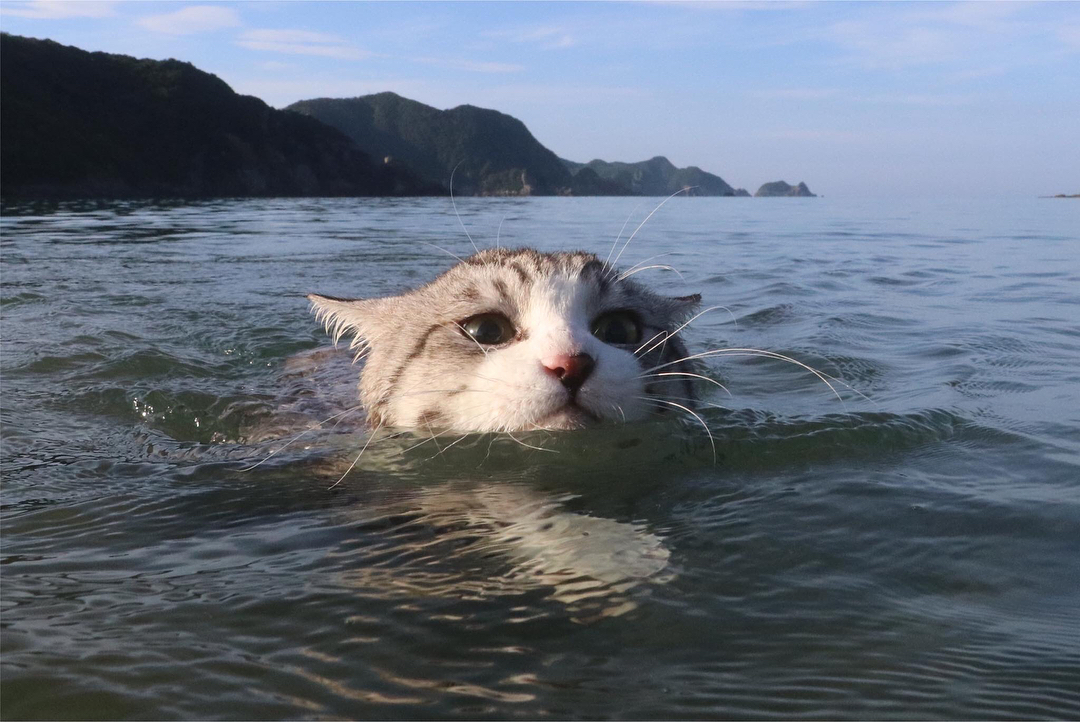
[666,293,702,319]
[307,293,381,349]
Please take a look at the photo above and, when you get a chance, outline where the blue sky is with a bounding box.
[3,1,1078,198]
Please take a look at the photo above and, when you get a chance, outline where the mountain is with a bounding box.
[288,94,753,197]
[2,34,811,200]
[563,156,746,197]
[564,166,635,196]
[0,34,433,199]
[288,93,573,196]
[755,180,816,197]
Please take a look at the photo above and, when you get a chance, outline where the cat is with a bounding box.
[308,247,702,434]
[297,242,856,602]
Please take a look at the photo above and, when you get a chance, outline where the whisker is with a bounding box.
[465,371,547,393]
[616,264,684,283]
[640,396,716,463]
[479,433,499,467]
[636,329,664,352]
[241,404,363,472]
[422,417,444,454]
[608,187,694,279]
[641,347,873,409]
[328,419,385,490]
[388,368,545,412]
[636,305,737,356]
[399,432,441,455]
[504,430,558,454]
[612,401,627,423]
[421,241,465,264]
[641,370,732,396]
[392,388,493,400]
[495,213,507,251]
[424,433,470,462]
[450,161,480,255]
[603,200,646,269]
[453,322,490,357]
[615,252,677,280]
[638,393,731,412]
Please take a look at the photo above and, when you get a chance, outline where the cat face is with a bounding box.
[309,249,699,433]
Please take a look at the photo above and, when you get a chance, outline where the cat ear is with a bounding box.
[665,293,702,320]
[672,293,702,306]
[307,294,383,352]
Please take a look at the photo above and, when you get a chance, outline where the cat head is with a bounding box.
[309,248,699,433]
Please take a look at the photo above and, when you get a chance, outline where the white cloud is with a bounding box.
[825,3,1074,71]
[136,5,240,35]
[751,88,979,107]
[0,1,116,19]
[241,29,345,45]
[752,88,841,101]
[413,57,524,74]
[863,92,981,107]
[257,60,298,71]
[474,83,648,108]
[754,129,874,143]
[485,25,576,50]
[674,1,812,10]
[1058,24,1080,51]
[237,29,370,60]
[829,18,965,69]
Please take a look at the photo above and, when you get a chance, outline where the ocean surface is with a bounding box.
[2,196,1078,720]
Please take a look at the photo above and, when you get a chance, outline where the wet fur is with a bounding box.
[309,248,700,433]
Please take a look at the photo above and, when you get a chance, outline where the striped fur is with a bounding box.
[309,248,700,432]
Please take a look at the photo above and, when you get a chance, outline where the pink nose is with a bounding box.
[541,353,595,390]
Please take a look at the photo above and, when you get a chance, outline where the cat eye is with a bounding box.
[461,313,516,345]
[591,311,642,345]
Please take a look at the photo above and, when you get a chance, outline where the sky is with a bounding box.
[2,0,1078,198]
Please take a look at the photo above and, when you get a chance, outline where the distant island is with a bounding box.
[560,156,750,197]
[1,33,815,200]
[755,181,816,197]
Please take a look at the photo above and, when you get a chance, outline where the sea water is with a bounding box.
[2,196,1078,719]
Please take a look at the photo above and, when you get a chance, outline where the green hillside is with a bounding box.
[563,156,747,197]
[288,93,574,195]
[1,34,806,200]
[755,180,816,197]
[0,34,432,198]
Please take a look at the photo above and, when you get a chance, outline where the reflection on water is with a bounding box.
[2,197,1079,719]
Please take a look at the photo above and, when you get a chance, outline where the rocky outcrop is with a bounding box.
[754,181,816,197]
[563,156,740,196]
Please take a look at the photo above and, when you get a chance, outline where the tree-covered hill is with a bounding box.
[288,92,577,196]
[562,156,747,197]
[754,180,816,197]
[1,34,804,200]
[0,34,433,199]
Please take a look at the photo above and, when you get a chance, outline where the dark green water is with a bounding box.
[2,197,1078,719]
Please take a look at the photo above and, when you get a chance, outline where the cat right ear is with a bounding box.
[307,293,381,350]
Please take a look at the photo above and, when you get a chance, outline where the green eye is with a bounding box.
[592,311,642,345]
[461,313,516,345]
